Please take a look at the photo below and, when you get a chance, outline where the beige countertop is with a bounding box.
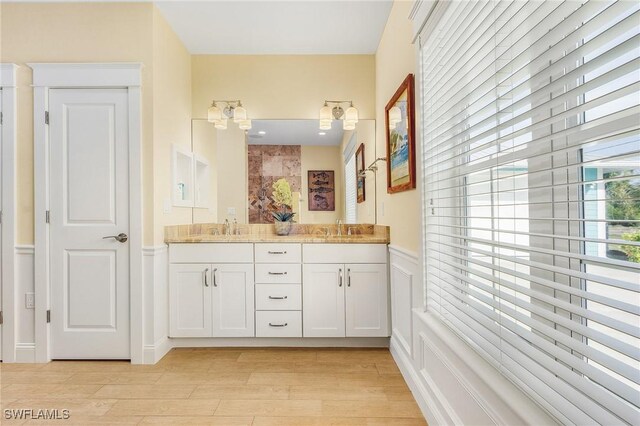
[165,223,390,244]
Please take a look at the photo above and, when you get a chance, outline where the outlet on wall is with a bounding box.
[25,292,35,309]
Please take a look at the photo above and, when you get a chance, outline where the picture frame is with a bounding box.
[308,170,335,211]
[356,143,366,203]
[385,73,416,194]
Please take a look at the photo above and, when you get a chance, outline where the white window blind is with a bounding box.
[420,1,640,424]
[345,153,357,224]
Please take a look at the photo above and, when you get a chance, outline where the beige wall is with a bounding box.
[151,7,193,244]
[300,145,343,224]
[0,2,156,245]
[191,55,375,120]
[375,0,420,253]
[0,3,193,245]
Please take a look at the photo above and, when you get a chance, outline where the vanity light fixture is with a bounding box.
[318,100,358,130]
[208,100,252,130]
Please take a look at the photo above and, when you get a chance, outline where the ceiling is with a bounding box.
[247,120,343,146]
[4,0,393,54]
[154,1,393,54]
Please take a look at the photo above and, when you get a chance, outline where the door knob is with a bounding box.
[103,233,128,243]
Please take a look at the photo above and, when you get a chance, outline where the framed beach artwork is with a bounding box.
[356,143,366,203]
[308,170,335,211]
[385,74,416,194]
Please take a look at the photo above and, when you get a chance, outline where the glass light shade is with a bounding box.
[239,119,252,130]
[319,119,332,130]
[207,104,222,123]
[233,105,247,123]
[343,120,356,131]
[214,119,228,130]
[319,104,332,121]
[345,106,359,123]
[388,106,402,124]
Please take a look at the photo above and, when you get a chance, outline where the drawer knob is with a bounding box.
[268,296,288,300]
[268,251,287,255]
[268,271,288,275]
[269,322,288,327]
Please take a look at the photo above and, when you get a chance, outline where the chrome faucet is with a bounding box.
[322,227,331,237]
[336,219,343,236]
[223,219,231,236]
[348,226,356,236]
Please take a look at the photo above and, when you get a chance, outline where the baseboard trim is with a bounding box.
[143,336,171,364]
[169,337,390,348]
[15,343,36,363]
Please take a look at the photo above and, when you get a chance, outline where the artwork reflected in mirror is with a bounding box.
[308,170,335,211]
[356,143,366,203]
[386,74,416,193]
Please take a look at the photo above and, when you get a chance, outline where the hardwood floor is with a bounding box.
[0,348,426,425]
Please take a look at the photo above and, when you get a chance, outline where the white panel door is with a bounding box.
[49,88,130,359]
[345,264,389,337]
[212,263,254,337]
[169,264,212,337]
[303,264,345,337]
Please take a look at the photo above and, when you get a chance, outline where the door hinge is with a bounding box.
[46,210,50,223]
[0,311,3,325]
[45,111,50,125]
[46,310,51,323]
[0,112,3,125]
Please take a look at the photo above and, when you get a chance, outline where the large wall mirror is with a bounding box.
[190,119,377,225]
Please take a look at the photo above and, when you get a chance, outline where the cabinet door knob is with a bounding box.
[203,268,209,287]
[213,268,218,287]
[347,268,351,287]
[339,268,343,287]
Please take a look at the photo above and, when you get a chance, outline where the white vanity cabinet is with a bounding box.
[169,264,212,337]
[167,242,389,341]
[302,244,390,338]
[169,244,254,338]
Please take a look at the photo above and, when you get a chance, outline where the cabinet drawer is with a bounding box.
[303,244,387,264]
[170,243,253,263]
[256,284,301,310]
[255,263,301,283]
[256,311,302,337]
[255,243,302,263]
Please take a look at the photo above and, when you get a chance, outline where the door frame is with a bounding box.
[0,64,18,362]
[30,63,143,363]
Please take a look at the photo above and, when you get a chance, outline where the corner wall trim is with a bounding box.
[143,337,171,364]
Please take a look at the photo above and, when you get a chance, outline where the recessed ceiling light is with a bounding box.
[258,130,266,135]
[318,132,326,136]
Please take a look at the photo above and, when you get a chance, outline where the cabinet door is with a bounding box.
[303,264,345,337]
[170,264,212,337]
[345,264,389,337]
[212,263,255,337]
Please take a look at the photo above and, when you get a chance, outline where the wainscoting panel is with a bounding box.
[389,245,417,357]
[142,245,171,364]
[14,245,35,362]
